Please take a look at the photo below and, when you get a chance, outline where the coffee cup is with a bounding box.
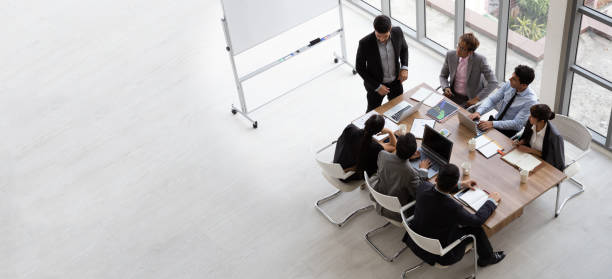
[520,169,529,184]
[461,162,471,176]
[398,124,408,136]
[468,138,476,152]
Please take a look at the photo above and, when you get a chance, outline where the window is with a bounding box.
[465,0,499,72]
[362,0,381,11]
[426,0,456,49]
[390,0,417,30]
[568,74,611,137]
[505,0,549,94]
[575,17,612,81]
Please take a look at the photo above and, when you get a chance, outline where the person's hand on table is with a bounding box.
[418,159,431,169]
[517,144,533,154]
[443,87,453,98]
[468,112,481,121]
[488,192,502,203]
[477,120,493,130]
[466,97,479,107]
[409,150,421,160]
[398,69,408,82]
[377,85,390,96]
[460,179,477,190]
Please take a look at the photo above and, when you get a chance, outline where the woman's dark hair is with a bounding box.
[358,114,385,162]
[514,65,535,85]
[373,15,392,33]
[396,133,417,160]
[530,104,555,121]
[437,164,460,192]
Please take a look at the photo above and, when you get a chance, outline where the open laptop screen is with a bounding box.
[422,125,453,162]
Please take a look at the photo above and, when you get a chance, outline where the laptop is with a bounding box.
[383,100,423,123]
[410,125,453,179]
[458,112,485,137]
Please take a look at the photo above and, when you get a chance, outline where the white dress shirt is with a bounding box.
[529,123,547,152]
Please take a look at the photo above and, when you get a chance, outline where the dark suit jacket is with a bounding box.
[356,27,409,92]
[519,121,566,171]
[439,50,498,100]
[404,181,496,265]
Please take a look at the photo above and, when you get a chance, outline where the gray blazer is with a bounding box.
[439,50,497,100]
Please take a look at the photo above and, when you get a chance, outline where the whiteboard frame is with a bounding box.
[222,0,355,128]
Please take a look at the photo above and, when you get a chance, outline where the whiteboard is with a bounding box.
[221,0,338,55]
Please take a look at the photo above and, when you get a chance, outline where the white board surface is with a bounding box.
[221,0,338,55]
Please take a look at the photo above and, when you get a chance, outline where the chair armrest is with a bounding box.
[466,101,481,113]
[316,140,338,154]
[400,201,416,225]
[440,234,475,256]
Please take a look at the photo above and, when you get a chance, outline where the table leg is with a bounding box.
[554,183,560,218]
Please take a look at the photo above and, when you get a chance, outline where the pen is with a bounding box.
[482,188,490,194]
[497,149,505,156]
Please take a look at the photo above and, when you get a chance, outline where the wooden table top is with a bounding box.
[373,83,567,234]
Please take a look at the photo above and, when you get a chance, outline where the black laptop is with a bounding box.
[410,125,453,178]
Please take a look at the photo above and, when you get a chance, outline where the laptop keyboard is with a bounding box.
[391,106,410,121]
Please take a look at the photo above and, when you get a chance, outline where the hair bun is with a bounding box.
[549,111,555,120]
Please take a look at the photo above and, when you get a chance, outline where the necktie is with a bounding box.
[496,91,518,121]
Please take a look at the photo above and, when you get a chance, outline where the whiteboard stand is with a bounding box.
[222,1,355,129]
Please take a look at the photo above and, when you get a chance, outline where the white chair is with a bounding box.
[364,172,413,262]
[400,209,477,279]
[314,141,374,227]
[550,114,590,217]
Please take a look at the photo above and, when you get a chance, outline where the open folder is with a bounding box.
[454,188,489,211]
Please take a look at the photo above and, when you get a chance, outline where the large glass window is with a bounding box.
[575,17,612,81]
[465,0,499,72]
[362,0,382,11]
[505,0,550,94]
[568,74,612,136]
[583,0,612,13]
[426,0,456,49]
[390,0,417,30]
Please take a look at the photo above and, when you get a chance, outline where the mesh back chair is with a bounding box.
[364,172,414,262]
[550,114,591,217]
[314,141,374,227]
[400,208,477,279]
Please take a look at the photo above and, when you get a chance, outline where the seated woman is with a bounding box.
[514,104,565,171]
[333,114,396,181]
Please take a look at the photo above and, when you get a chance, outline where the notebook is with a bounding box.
[409,118,436,139]
[411,87,435,102]
[473,135,503,158]
[501,149,542,172]
[454,188,489,211]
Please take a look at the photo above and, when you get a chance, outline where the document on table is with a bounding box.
[474,135,503,158]
[411,87,435,102]
[455,188,489,211]
[502,149,542,172]
[352,110,378,129]
[373,117,399,141]
[409,118,435,139]
[423,93,444,107]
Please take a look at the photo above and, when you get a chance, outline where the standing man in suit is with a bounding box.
[356,15,409,112]
[403,164,505,267]
[439,33,497,108]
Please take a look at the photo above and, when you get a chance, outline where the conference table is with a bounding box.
[372,83,567,236]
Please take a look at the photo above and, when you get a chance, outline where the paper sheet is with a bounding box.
[352,110,378,129]
[478,141,501,158]
[423,93,444,107]
[456,188,489,211]
[373,117,399,141]
[411,87,435,102]
[409,118,435,139]
[474,135,492,149]
[502,149,542,172]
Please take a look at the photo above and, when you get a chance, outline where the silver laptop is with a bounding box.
[383,100,423,123]
[458,112,485,137]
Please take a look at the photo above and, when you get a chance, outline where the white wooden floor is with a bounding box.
[2,1,612,278]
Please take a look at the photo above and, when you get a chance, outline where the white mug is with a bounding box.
[398,124,408,136]
[520,169,529,184]
[468,138,476,152]
[461,162,471,176]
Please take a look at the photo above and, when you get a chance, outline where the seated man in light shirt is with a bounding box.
[440,33,497,108]
[468,65,538,138]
